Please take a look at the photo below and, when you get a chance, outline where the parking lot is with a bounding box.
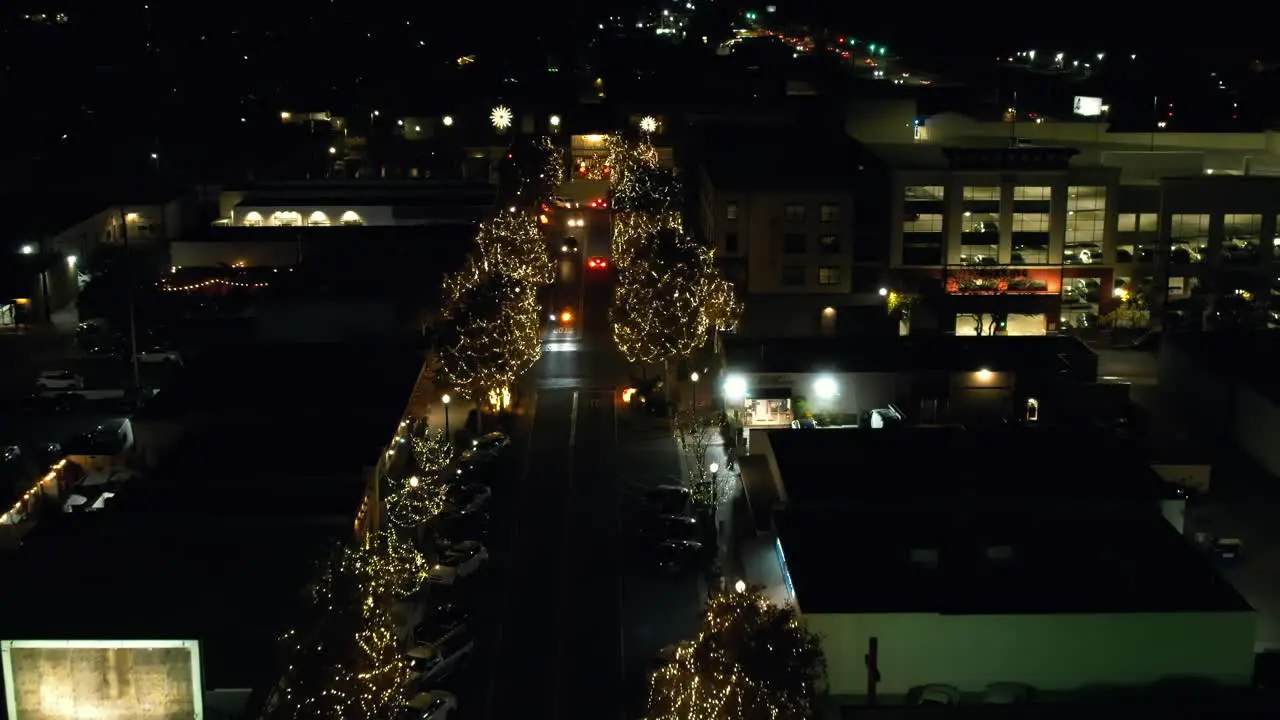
[0,330,178,460]
[1096,344,1280,650]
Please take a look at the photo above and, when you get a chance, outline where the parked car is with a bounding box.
[910,684,960,706]
[426,541,489,585]
[36,370,84,390]
[633,514,699,546]
[395,690,457,720]
[412,604,471,646]
[429,510,489,546]
[458,432,510,466]
[405,630,473,686]
[651,539,705,573]
[136,346,183,364]
[646,485,693,516]
[984,682,1033,704]
[446,483,491,513]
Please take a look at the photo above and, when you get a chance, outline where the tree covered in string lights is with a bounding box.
[473,209,555,286]
[385,473,449,529]
[703,275,743,333]
[646,587,826,720]
[514,135,565,205]
[437,268,542,407]
[368,528,431,599]
[613,228,716,366]
[412,430,454,475]
[266,543,410,720]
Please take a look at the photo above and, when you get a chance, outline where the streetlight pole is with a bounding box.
[442,394,452,443]
[118,208,142,393]
[690,371,700,411]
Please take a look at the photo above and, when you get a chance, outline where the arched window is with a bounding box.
[340,210,364,226]
[270,211,302,227]
[242,211,264,227]
[308,211,330,226]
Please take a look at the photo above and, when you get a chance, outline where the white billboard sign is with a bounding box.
[2,639,204,719]
[1073,96,1104,117]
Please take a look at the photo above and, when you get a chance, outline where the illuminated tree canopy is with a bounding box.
[614,228,719,365]
[267,543,410,719]
[515,135,566,205]
[607,133,741,366]
[473,209,554,286]
[438,269,542,402]
[647,588,826,720]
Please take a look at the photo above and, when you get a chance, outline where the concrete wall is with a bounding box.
[808,610,1256,702]
[172,240,303,268]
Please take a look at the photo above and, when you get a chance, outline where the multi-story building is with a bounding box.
[903,112,1280,331]
[697,134,884,336]
[881,145,1120,336]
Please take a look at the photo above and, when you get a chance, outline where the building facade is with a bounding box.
[887,147,1122,335]
[700,167,872,336]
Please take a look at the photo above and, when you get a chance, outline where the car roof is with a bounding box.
[405,690,455,708]
[406,645,438,659]
[650,485,690,494]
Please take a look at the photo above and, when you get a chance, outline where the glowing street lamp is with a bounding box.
[442,394,452,440]
[690,371,700,409]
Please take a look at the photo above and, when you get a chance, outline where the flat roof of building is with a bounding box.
[702,127,881,191]
[775,505,1249,615]
[724,335,1092,375]
[764,426,1177,507]
[0,510,343,689]
[193,223,478,242]
[135,342,421,473]
[235,193,495,209]
[1169,331,1280,408]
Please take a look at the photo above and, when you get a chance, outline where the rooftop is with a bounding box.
[724,335,1094,376]
[775,506,1249,615]
[762,426,1177,507]
[235,193,495,210]
[701,127,882,191]
[134,342,422,475]
[1169,331,1280,408]
[0,511,341,689]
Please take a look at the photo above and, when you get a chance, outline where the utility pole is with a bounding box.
[119,208,142,392]
[1150,95,1159,151]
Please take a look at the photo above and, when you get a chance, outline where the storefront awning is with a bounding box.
[748,387,792,400]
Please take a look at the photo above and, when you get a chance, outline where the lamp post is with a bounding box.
[442,394,452,441]
[690,371,700,411]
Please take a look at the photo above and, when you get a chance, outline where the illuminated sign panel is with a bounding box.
[1073,96,1104,117]
[2,639,203,719]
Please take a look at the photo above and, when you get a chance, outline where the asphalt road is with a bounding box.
[482,201,705,719]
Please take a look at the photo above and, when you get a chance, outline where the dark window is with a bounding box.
[781,266,805,286]
[783,234,806,254]
[726,202,738,220]
[818,267,841,285]
[818,235,840,253]
[820,204,840,222]
[725,233,739,252]
[784,204,805,222]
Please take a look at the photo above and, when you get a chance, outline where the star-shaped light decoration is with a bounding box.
[639,116,659,133]
[490,105,514,130]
